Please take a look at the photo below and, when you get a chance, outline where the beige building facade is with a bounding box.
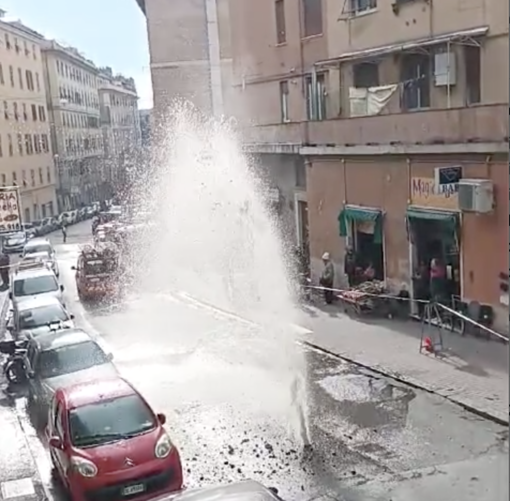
[136,0,234,122]
[98,68,141,195]
[0,20,57,222]
[41,41,103,211]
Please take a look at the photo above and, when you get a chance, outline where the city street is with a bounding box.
[1,221,508,501]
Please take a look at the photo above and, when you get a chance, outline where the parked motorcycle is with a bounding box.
[0,339,28,384]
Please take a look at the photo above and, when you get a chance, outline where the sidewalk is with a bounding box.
[300,304,509,424]
[0,395,46,501]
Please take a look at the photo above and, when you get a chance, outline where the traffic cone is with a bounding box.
[422,336,434,353]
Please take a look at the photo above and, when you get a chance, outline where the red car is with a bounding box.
[46,377,183,501]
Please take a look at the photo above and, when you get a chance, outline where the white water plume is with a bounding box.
[133,105,310,445]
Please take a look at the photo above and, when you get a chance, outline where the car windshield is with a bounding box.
[13,275,59,296]
[19,303,68,330]
[25,244,52,255]
[36,341,110,379]
[69,394,156,447]
[83,259,109,275]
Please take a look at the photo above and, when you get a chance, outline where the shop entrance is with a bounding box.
[338,205,385,281]
[407,207,461,314]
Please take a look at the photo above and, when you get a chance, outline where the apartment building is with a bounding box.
[0,20,57,222]
[135,0,234,122]
[41,40,103,211]
[98,67,141,197]
[233,0,509,331]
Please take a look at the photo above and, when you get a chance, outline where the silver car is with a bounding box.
[25,328,117,426]
[167,481,283,500]
[22,237,59,276]
[13,295,75,339]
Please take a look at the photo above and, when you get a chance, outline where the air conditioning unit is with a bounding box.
[458,179,494,213]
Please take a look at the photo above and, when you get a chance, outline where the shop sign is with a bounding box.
[410,177,458,210]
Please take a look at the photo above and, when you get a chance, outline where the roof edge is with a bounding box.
[136,0,146,15]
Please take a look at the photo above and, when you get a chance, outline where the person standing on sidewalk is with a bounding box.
[0,251,10,290]
[344,247,357,288]
[320,252,335,304]
[61,222,67,243]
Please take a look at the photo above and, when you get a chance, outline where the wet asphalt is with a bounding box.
[2,221,508,501]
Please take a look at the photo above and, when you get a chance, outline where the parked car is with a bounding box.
[22,223,36,239]
[22,237,59,276]
[31,220,46,236]
[168,481,284,500]
[25,328,117,426]
[2,231,28,254]
[47,377,183,499]
[10,265,65,312]
[13,295,74,339]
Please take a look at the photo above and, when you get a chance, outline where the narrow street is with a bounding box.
[0,221,507,501]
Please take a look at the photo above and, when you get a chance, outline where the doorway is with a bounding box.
[407,208,461,313]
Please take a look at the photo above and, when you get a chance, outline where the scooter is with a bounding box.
[0,339,28,385]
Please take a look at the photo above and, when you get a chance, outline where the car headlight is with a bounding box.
[154,433,173,459]
[70,457,97,477]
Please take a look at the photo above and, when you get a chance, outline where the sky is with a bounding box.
[0,0,153,109]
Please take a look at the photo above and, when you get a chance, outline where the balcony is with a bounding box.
[306,104,508,148]
[241,122,306,153]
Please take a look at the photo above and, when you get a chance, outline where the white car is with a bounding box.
[22,238,59,277]
[13,295,74,338]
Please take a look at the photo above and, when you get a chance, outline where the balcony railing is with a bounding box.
[241,104,508,149]
[307,104,508,146]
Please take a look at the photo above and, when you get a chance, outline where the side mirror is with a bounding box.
[71,266,76,271]
[8,292,12,300]
[60,285,64,292]
[157,413,166,425]
[49,436,63,450]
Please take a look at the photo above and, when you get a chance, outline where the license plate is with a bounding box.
[122,484,145,496]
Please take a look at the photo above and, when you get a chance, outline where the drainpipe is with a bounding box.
[204,0,224,117]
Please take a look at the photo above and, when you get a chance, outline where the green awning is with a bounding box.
[406,207,458,223]
[406,207,459,244]
[338,205,383,243]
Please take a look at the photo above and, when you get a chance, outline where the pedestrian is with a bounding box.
[344,247,356,288]
[0,251,10,290]
[430,257,446,303]
[319,252,335,304]
[61,223,67,243]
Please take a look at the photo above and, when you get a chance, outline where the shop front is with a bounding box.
[407,177,461,313]
[338,205,385,281]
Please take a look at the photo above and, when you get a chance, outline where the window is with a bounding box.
[353,62,379,87]
[0,65,3,85]
[47,166,51,183]
[38,106,46,121]
[305,73,327,120]
[17,134,23,155]
[349,0,377,14]
[7,134,13,156]
[9,66,14,87]
[26,71,34,91]
[35,341,110,380]
[32,44,37,60]
[39,167,43,184]
[400,53,430,110]
[69,394,156,448]
[35,72,40,91]
[23,41,29,56]
[31,104,37,121]
[4,34,10,50]
[3,101,7,120]
[279,81,290,122]
[22,103,27,121]
[275,0,286,44]
[34,134,41,153]
[464,45,481,105]
[19,303,68,330]
[17,68,23,89]
[302,0,323,37]
[14,38,20,54]
[0,136,2,157]
[41,134,49,153]
[13,103,19,121]
[30,169,35,186]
